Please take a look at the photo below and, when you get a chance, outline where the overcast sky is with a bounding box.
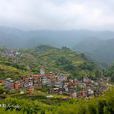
[0,0,114,30]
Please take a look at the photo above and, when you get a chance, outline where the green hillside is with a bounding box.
[0,45,101,79]
[75,38,114,65]
[0,45,112,114]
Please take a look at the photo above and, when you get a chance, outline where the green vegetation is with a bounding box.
[0,87,114,114]
[0,46,101,79]
[0,64,28,79]
[105,64,114,82]
[0,45,114,114]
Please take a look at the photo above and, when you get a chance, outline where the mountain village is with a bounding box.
[0,65,110,99]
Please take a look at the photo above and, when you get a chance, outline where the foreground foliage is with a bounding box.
[0,87,114,114]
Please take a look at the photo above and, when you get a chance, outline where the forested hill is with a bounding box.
[0,45,101,79]
[0,26,114,48]
[75,38,114,65]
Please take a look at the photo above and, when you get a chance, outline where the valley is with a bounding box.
[0,45,113,114]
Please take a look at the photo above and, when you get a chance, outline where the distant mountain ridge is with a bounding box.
[0,26,114,48]
[75,38,114,65]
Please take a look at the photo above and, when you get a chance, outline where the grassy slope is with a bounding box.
[0,46,99,79]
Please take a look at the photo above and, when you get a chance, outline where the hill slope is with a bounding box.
[75,38,114,65]
[0,46,100,79]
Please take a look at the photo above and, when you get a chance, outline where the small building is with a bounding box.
[14,81,21,90]
[71,92,77,98]
[0,80,5,85]
[5,78,14,90]
[27,86,34,95]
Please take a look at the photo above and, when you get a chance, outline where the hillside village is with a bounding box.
[1,1,114,113]
[0,48,111,99]
[0,65,110,99]
[0,46,113,114]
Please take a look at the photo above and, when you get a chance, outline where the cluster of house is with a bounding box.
[0,66,110,98]
[0,48,21,58]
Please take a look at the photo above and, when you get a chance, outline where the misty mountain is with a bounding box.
[0,26,114,49]
[75,38,114,65]
[0,27,84,48]
[74,38,103,52]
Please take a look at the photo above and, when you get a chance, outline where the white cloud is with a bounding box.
[0,0,114,30]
